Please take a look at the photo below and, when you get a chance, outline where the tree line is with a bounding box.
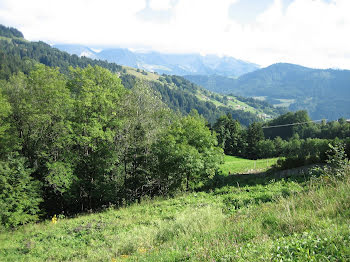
[213,111,350,167]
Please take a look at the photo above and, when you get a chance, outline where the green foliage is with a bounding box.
[213,113,243,155]
[326,142,350,173]
[3,65,74,186]
[213,110,350,169]
[245,122,264,159]
[0,32,122,80]
[264,110,311,140]
[256,139,276,158]
[0,25,24,38]
[0,90,12,156]
[154,111,223,192]
[272,231,350,261]
[45,162,74,194]
[65,65,128,210]
[118,81,173,201]
[0,64,224,222]
[311,142,350,179]
[150,78,262,125]
[0,155,42,229]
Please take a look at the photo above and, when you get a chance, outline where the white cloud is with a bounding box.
[149,0,172,10]
[248,0,350,68]
[0,0,349,69]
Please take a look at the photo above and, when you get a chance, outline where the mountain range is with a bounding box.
[53,44,259,77]
[2,24,350,121]
[184,63,350,120]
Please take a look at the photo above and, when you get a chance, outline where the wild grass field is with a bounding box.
[219,155,279,174]
[1,156,349,261]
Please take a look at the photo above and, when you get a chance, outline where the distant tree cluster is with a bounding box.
[0,25,23,38]
[213,111,350,167]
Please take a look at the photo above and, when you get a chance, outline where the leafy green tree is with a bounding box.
[118,81,173,201]
[0,154,42,228]
[256,139,276,158]
[2,65,74,213]
[67,65,127,211]
[273,136,287,156]
[245,122,264,159]
[154,111,223,192]
[0,90,12,156]
[213,113,243,156]
[264,110,311,140]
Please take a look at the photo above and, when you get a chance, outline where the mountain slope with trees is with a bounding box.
[0,25,281,125]
[185,63,350,120]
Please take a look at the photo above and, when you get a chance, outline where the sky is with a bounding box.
[0,0,349,69]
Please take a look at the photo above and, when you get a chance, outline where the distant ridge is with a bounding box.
[53,44,260,77]
[185,63,350,120]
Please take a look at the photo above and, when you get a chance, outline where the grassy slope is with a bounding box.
[1,159,349,261]
[123,66,161,83]
[195,92,273,117]
[122,66,276,119]
[220,155,279,174]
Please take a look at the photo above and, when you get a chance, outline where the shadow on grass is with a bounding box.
[200,165,319,192]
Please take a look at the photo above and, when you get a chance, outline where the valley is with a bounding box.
[184,64,350,120]
[1,23,350,262]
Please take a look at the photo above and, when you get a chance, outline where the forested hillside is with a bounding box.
[0,25,281,125]
[120,69,284,124]
[185,63,350,120]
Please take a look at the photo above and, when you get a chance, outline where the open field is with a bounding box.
[123,66,161,82]
[220,155,279,174]
[273,98,296,108]
[1,159,349,261]
[195,93,271,117]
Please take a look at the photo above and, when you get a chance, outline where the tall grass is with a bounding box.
[1,168,349,261]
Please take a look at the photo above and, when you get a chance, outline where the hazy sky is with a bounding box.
[0,0,349,69]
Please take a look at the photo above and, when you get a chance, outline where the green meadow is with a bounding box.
[1,156,349,262]
[219,155,279,174]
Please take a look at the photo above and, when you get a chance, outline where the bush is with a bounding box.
[272,231,350,261]
[311,142,350,180]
